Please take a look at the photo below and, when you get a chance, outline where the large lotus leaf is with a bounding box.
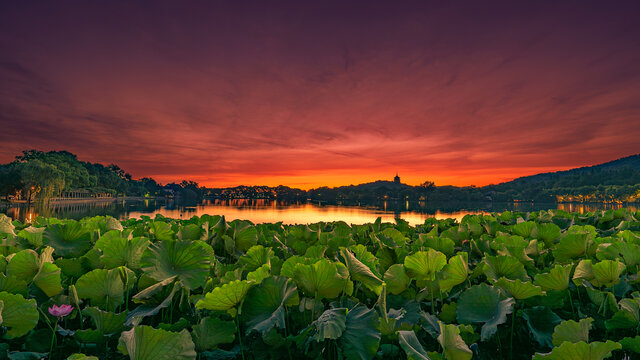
[0,214,16,236]
[438,253,469,293]
[313,308,348,341]
[573,260,595,286]
[6,249,39,282]
[280,256,316,278]
[141,240,213,290]
[340,305,381,360]
[246,264,270,283]
[404,249,447,287]
[537,223,562,246]
[241,276,299,334]
[67,353,100,360]
[592,260,625,287]
[553,232,591,263]
[100,235,149,270]
[456,284,514,341]
[83,307,127,335]
[75,268,124,311]
[196,280,253,311]
[420,234,455,257]
[293,259,350,299]
[44,222,93,257]
[605,298,639,331]
[17,226,45,248]
[614,241,640,267]
[127,282,180,327]
[0,291,38,338]
[398,330,430,360]
[552,318,593,346]
[177,224,202,241]
[384,264,410,295]
[33,262,63,296]
[117,325,196,360]
[532,341,620,360]
[522,306,562,348]
[148,221,174,241]
[349,244,381,278]
[620,336,640,354]
[482,255,528,281]
[238,245,272,272]
[191,316,236,352]
[495,278,543,299]
[512,221,537,238]
[340,248,383,294]
[0,274,28,296]
[534,264,573,291]
[227,220,258,252]
[437,322,473,360]
[75,329,107,344]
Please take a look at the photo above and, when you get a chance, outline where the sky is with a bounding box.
[1,1,639,189]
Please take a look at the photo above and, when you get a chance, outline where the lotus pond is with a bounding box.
[1,209,640,359]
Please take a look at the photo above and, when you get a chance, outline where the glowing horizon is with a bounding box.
[2,2,639,188]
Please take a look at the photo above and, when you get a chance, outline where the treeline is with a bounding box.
[0,150,202,203]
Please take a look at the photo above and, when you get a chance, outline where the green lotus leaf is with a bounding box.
[613,241,640,267]
[340,248,383,294]
[6,249,39,282]
[0,274,28,296]
[67,353,99,360]
[196,280,254,311]
[398,330,431,360]
[238,245,272,272]
[246,264,271,284]
[0,214,15,237]
[552,232,591,263]
[522,306,562,348]
[83,307,127,335]
[340,305,381,360]
[117,325,196,360]
[605,298,639,331]
[100,235,149,270]
[33,262,63,296]
[437,322,472,360]
[177,224,202,241]
[495,278,543,300]
[226,220,258,253]
[438,253,469,293]
[573,260,595,286]
[44,222,93,257]
[148,221,174,241]
[280,256,316,279]
[75,268,124,311]
[140,240,213,290]
[17,226,45,248]
[384,264,410,295]
[532,341,621,360]
[482,255,528,282]
[293,259,350,299]
[420,234,455,257]
[552,318,593,346]
[534,264,573,291]
[512,221,537,238]
[0,291,38,338]
[537,223,561,246]
[191,316,236,352]
[404,249,447,287]
[241,276,299,334]
[456,283,515,341]
[620,336,640,354]
[313,308,348,341]
[66,354,99,360]
[349,244,381,276]
[592,260,625,287]
[127,282,180,327]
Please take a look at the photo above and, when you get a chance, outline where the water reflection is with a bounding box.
[1,199,638,226]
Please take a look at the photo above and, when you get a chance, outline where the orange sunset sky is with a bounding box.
[1,1,639,189]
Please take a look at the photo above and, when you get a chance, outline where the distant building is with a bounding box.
[394,173,401,184]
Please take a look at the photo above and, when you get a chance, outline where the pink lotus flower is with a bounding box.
[48,304,74,318]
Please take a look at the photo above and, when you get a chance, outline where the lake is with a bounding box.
[2,198,637,225]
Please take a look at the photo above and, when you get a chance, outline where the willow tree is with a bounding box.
[20,159,65,204]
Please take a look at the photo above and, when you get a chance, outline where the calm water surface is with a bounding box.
[2,199,637,226]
